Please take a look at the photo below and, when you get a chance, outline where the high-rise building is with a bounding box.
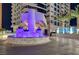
[0,3,2,30]
[11,3,47,32]
[11,3,22,32]
[46,3,70,33]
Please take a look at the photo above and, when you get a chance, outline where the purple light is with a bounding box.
[35,12,44,22]
[15,9,46,38]
[21,13,28,23]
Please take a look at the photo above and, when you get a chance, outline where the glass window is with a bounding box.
[37,3,46,9]
[37,8,46,13]
[57,10,59,12]
[57,5,59,8]
[57,14,59,16]
[54,12,56,15]
[54,3,56,6]
[54,21,57,25]
[54,8,56,11]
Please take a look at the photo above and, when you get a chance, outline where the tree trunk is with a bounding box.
[62,21,65,34]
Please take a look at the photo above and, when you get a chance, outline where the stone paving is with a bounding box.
[0,35,79,55]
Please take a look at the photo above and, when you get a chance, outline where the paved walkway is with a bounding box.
[0,35,79,55]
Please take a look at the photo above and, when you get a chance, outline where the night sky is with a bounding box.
[2,3,79,31]
[2,3,12,31]
[71,3,79,10]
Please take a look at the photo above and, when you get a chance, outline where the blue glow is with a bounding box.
[15,9,46,38]
[57,27,77,34]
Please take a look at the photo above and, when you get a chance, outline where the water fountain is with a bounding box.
[6,9,50,46]
[16,9,45,38]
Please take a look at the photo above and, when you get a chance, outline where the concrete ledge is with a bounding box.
[51,34,79,39]
[5,37,50,46]
[56,34,79,39]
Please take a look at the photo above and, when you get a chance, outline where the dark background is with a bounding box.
[70,3,79,26]
[2,3,12,31]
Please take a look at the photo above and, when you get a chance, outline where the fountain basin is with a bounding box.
[5,37,50,46]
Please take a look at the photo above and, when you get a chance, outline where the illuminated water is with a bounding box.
[57,27,77,34]
[15,9,47,38]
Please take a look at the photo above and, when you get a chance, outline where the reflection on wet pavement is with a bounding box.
[0,36,79,55]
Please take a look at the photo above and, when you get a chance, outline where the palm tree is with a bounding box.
[71,5,79,29]
[56,12,75,34]
[57,13,73,28]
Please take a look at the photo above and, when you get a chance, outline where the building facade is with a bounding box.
[11,3,47,32]
[46,3,70,33]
